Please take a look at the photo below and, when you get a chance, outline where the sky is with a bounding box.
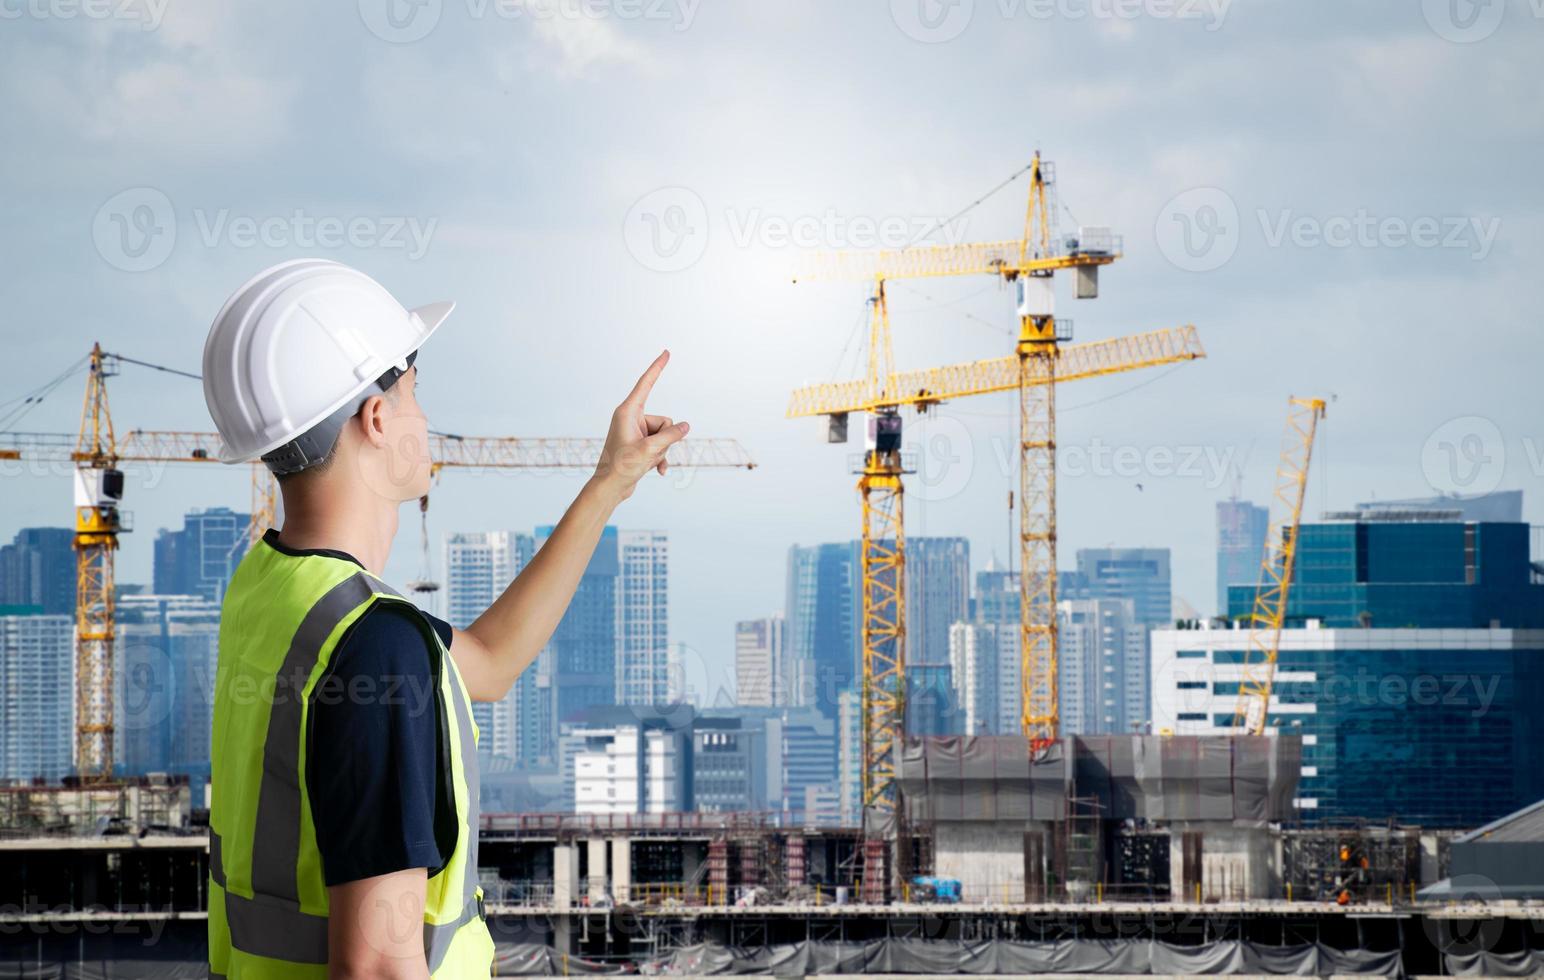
[1,0,1540,704]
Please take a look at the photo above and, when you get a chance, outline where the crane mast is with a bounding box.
[1233,397,1326,734]
[72,344,124,782]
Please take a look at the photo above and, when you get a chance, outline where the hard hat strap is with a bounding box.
[261,350,418,476]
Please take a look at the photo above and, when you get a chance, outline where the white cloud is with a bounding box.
[525,7,656,75]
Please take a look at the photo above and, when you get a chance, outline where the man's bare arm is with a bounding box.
[450,350,689,702]
[328,869,432,980]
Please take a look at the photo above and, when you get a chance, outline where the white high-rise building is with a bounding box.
[1057,597,1149,735]
[836,689,861,824]
[571,721,689,814]
[0,614,74,780]
[735,615,785,707]
[948,621,1000,735]
[443,531,535,759]
[616,530,669,706]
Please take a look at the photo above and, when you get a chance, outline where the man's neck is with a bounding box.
[274,477,400,576]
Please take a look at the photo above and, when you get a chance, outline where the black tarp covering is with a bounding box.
[898,735,1301,827]
[1444,945,1544,976]
[640,938,1403,976]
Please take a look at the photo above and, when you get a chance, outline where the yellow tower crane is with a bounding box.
[1232,397,1326,735]
[1,347,757,782]
[791,153,1206,810]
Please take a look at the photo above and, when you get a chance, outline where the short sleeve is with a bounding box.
[306,603,457,887]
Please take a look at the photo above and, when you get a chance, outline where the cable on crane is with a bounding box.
[106,352,203,382]
[0,354,89,434]
[891,282,1012,337]
[827,295,873,385]
[909,161,1037,248]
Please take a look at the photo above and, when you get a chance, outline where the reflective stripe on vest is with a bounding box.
[209,541,490,977]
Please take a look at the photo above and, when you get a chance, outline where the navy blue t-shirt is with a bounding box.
[296,551,458,887]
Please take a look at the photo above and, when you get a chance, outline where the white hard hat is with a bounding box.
[202,259,453,473]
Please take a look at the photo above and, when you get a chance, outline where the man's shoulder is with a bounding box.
[331,601,453,677]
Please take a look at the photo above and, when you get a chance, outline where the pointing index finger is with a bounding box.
[625,349,670,407]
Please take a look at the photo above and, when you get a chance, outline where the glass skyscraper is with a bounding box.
[1067,547,1173,627]
[536,525,620,762]
[115,594,221,779]
[1217,498,1269,617]
[444,531,536,761]
[784,542,859,718]
[1225,519,1544,629]
[1058,597,1148,736]
[614,529,671,707]
[153,507,251,604]
[905,537,970,666]
[1155,515,1544,828]
[0,527,75,616]
[0,612,74,780]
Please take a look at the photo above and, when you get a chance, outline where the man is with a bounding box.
[202,259,688,979]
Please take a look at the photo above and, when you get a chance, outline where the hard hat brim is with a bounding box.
[217,299,455,465]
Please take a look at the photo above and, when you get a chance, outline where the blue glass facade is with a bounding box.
[1227,521,1544,629]
[538,525,619,748]
[1070,548,1172,626]
[1216,499,1268,617]
[153,507,251,603]
[784,542,859,719]
[1211,644,1544,827]
[1215,518,1544,827]
[907,663,960,736]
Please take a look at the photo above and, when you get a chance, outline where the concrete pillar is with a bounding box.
[554,843,580,910]
[587,837,609,904]
[682,841,703,891]
[611,837,632,903]
[552,916,575,956]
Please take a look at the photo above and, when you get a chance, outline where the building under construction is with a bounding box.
[5,735,1543,977]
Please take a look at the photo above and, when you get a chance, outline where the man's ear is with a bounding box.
[356,394,390,449]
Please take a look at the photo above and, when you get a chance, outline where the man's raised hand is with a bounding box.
[593,349,690,503]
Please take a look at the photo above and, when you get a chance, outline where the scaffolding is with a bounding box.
[1283,826,1424,904]
[0,776,192,838]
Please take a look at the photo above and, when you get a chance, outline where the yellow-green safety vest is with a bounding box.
[207,534,494,978]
